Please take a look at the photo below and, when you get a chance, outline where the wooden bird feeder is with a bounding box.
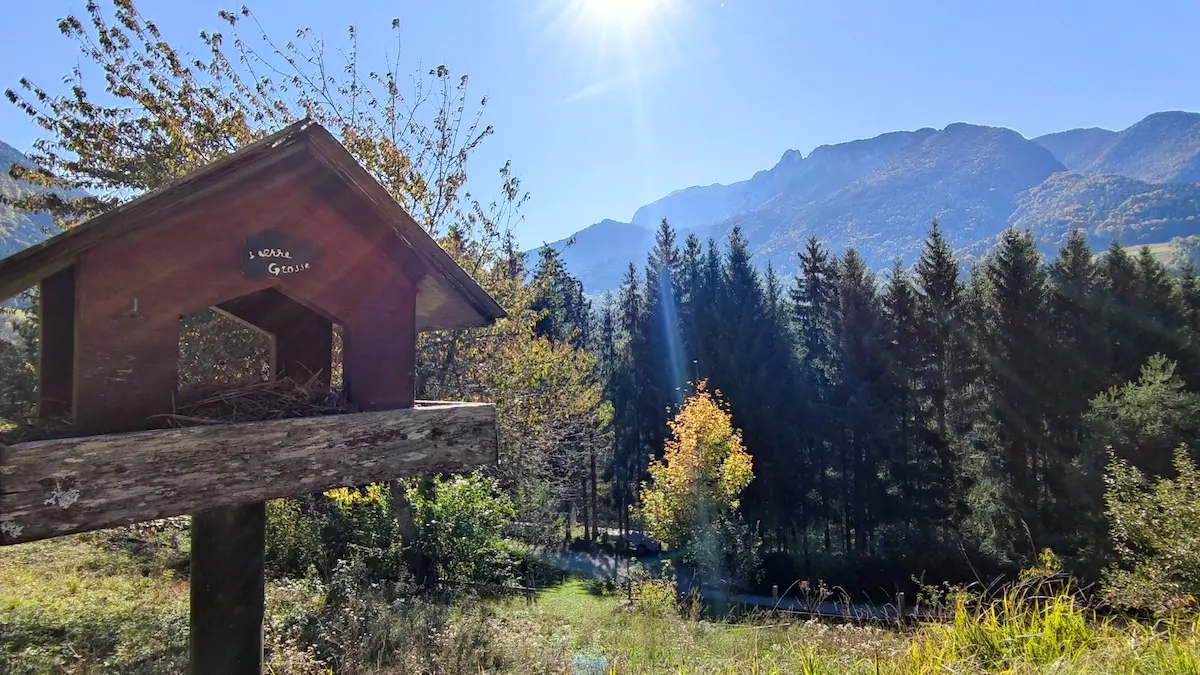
[0,120,506,674]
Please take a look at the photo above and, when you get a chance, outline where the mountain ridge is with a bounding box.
[5,113,1200,296]
[536,111,1200,294]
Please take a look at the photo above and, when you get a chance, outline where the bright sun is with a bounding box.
[579,0,666,30]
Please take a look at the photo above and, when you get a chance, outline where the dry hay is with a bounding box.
[0,372,355,445]
[160,372,355,427]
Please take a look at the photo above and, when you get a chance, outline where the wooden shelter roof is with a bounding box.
[0,120,506,331]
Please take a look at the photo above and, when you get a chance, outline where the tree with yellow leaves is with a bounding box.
[641,381,754,551]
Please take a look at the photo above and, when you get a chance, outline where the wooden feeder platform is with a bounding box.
[0,119,506,674]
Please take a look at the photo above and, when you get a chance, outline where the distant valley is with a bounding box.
[538,110,1200,294]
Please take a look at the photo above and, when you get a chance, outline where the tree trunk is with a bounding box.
[590,446,599,542]
[581,470,591,541]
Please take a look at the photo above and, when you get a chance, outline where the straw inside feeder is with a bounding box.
[0,371,356,444]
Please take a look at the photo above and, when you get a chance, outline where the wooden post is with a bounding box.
[191,503,265,675]
[896,591,906,620]
[196,290,332,675]
[341,287,415,411]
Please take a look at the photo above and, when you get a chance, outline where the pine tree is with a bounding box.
[915,220,961,443]
[530,244,591,349]
[880,259,949,534]
[758,264,804,546]
[791,236,839,549]
[1099,241,1143,384]
[1133,246,1188,371]
[983,228,1052,546]
[678,233,705,382]
[1042,231,1110,551]
[645,219,685,410]
[612,264,647,534]
[833,249,886,552]
[1175,262,1200,385]
[713,228,773,537]
[1047,232,1108,427]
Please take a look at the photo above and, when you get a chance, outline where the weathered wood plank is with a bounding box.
[0,403,497,545]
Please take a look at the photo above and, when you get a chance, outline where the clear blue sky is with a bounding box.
[3,0,1200,249]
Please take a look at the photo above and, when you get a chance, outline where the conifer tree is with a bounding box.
[983,228,1052,543]
[791,236,839,548]
[880,259,949,533]
[1134,246,1188,371]
[757,264,804,546]
[531,244,590,348]
[1099,241,1143,384]
[1047,232,1107,448]
[612,264,647,534]
[833,249,886,551]
[915,220,961,443]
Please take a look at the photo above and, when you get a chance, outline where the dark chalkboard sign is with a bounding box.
[240,230,320,279]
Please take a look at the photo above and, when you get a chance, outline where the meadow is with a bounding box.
[4,527,1200,674]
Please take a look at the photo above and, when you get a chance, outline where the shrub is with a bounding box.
[625,564,680,619]
[274,557,499,673]
[1103,446,1200,614]
[407,473,518,587]
[265,498,322,578]
[323,484,405,579]
[265,485,404,581]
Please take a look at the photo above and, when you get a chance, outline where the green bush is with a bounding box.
[270,557,499,673]
[626,564,680,620]
[406,473,518,587]
[265,485,404,581]
[322,484,405,580]
[265,498,323,578]
[1103,446,1200,614]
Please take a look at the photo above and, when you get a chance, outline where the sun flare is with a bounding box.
[579,0,667,30]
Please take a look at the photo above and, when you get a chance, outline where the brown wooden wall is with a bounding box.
[60,161,417,434]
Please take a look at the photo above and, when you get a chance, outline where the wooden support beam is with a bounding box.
[206,288,333,675]
[0,403,497,545]
[37,266,75,419]
[71,265,179,435]
[191,503,265,675]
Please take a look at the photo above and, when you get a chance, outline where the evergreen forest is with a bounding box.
[530,217,1200,592]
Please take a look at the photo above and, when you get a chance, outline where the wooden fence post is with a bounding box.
[190,504,266,675]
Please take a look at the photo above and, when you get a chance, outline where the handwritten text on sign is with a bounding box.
[240,230,320,279]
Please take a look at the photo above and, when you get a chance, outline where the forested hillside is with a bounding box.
[1046,111,1200,183]
[0,140,58,258]
[1010,172,1200,250]
[541,112,1200,295]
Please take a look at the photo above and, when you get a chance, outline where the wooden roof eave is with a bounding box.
[0,120,507,333]
[303,128,507,332]
[0,124,314,303]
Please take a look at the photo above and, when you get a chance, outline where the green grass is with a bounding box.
[5,535,1200,673]
[1142,241,1178,264]
[492,581,1200,674]
[0,535,190,674]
